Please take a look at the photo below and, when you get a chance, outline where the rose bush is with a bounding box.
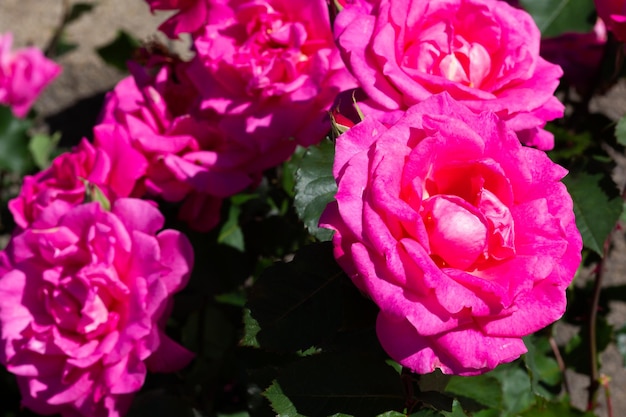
[144,0,211,38]
[0,32,61,117]
[0,198,194,417]
[595,0,626,41]
[320,93,582,375]
[9,124,147,229]
[186,0,356,151]
[541,19,607,94]
[99,59,255,232]
[334,0,564,150]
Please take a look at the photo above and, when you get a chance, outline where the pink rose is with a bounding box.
[0,198,194,417]
[320,94,582,376]
[541,19,607,94]
[145,0,211,38]
[595,0,626,41]
[186,0,357,150]
[0,32,62,118]
[9,124,147,229]
[335,0,564,150]
[100,59,256,231]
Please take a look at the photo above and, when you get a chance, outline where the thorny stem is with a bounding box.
[586,183,626,411]
[600,374,613,417]
[586,235,610,411]
[549,336,570,396]
[402,369,417,413]
[44,0,72,57]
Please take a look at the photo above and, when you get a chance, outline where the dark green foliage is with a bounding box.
[519,0,596,37]
[294,138,337,241]
[0,106,34,175]
[563,171,622,255]
[96,30,141,71]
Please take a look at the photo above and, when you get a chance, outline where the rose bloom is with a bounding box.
[100,58,255,232]
[144,0,211,38]
[0,198,194,417]
[595,0,626,41]
[541,19,607,95]
[186,0,356,151]
[334,0,564,150]
[0,32,62,117]
[9,124,147,229]
[320,94,582,376]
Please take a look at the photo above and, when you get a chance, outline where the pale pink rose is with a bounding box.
[595,0,626,41]
[9,124,147,229]
[100,59,255,232]
[320,94,582,376]
[144,0,212,38]
[335,0,564,150]
[0,198,194,417]
[186,0,357,151]
[0,32,62,117]
[541,19,607,94]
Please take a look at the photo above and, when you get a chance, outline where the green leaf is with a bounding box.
[218,203,245,251]
[65,3,96,24]
[241,308,261,348]
[526,336,562,390]
[277,352,405,416]
[264,380,305,417]
[519,0,595,38]
[441,400,469,417]
[96,30,140,71]
[282,146,307,197]
[472,411,499,417]
[0,106,34,175]
[52,34,79,58]
[29,132,61,170]
[523,336,542,397]
[563,316,612,374]
[617,325,626,366]
[294,138,337,241]
[519,400,596,416]
[563,171,622,255]
[410,410,446,417]
[214,289,246,307]
[546,124,593,162]
[80,179,111,211]
[491,366,534,414]
[522,336,560,400]
[616,116,626,147]
[445,374,502,409]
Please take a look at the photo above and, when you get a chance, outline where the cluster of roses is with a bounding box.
[0,32,61,118]
[4,0,621,415]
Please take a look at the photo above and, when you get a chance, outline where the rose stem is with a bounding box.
[586,230,611,411]
[600,374,613,417]
[548,335,570,396]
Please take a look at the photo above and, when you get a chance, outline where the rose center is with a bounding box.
[422,195,488,270]
[43,277,117,337]
[233,5,309,95]
[403,22,492,88]
[420,161,516,269]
